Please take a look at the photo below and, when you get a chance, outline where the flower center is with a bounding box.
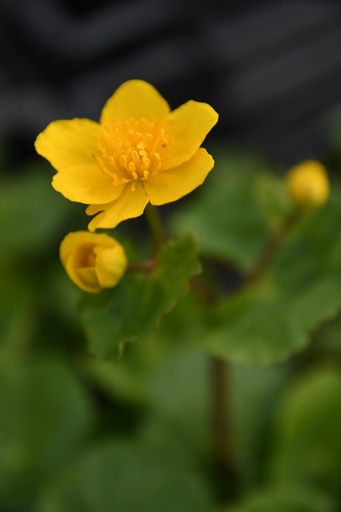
[77,244,96,269]
[94,117,174,189]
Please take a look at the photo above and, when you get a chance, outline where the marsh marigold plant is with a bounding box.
[35,80,218,230]
[60,231,127,293]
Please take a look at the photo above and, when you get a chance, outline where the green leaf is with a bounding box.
[81,237,201,360]
[197,190,341,365]
[39,441,213,512]
[310,312,341,357]
[144,348,211,459]
[0,165,83,354]
[83,293,204,404]
[221,485,333,512]
[230,365,290,489]
[0,354,94,510]
[0,286,37,351]
[0,165,76,260]
[270,367,341,497]
[172,150,290,271]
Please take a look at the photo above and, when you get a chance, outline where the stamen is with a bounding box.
[96,156,104,166]
[96,117,174,184]
[142,156,150,168]
[97,141,106,155]
[128,162,136,173]
[119,155,127,168]
[132,149,139,166]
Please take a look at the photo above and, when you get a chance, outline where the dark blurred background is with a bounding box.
[1,0,341,168]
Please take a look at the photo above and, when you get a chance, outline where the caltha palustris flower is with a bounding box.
[35,80,218,230]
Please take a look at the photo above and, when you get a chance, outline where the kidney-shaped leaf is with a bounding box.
[39,441,212,512]
[223,485,333,512]
[172,150,290,272]
[81,237,201,360]
[270,368,341,497]
[197,190,341,365]
[0,355,93,510]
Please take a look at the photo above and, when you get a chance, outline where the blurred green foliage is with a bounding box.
[0,148,341,511]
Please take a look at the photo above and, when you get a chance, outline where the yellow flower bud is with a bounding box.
[60,231,127,293]
[286,160,330,209]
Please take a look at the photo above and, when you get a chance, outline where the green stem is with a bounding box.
[127,258,156,272]
[144,203,167,251]
[210,356,238,502]
[208,210,300,502]
[211,356,230,460]
[191,273,238,500]
[245,209,300,286]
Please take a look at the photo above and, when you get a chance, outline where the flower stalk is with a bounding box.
[144,203,167,252]
[244,209,300,287]
[211,356,238,501]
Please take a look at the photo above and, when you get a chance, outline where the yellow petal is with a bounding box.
[36,118,121,204]
[62,249,100,293]
[60,232,99,291]
[94,245,127,288]
[100,80,170,126]
[35,118,102,170]
[87,183,149,230]
[53,165,125,204]
[86,203,107,215]
[144,148,214,205]
[60,231,122,263]
[162,100,218,169]
[74,266,101,293]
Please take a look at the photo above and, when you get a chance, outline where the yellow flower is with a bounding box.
[286,160,330,209]
[60,231,127,293]
[35,80,218,230]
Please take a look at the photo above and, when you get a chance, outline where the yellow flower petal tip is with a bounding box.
[35,79,219,229]
[286,160,330,209]
[60,231,127,293]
